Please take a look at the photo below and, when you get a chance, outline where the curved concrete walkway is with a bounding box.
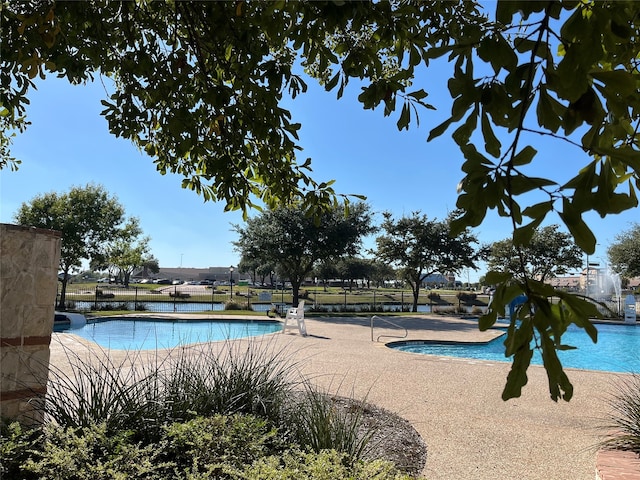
[51,314,625,479]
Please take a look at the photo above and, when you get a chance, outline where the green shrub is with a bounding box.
[10,424,412,480]
[163,414,282,474]
[22,422,169,480]
[94,302,129,311]
[224,300,243,310]
[455,292,477,302]
[240,449,413,480]
[0,421,42,479]
[600,372,640,453]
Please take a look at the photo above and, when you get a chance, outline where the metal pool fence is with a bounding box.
[56,284,495,315]
[55,284,637,319]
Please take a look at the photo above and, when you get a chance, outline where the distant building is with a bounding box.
[137,266,249,284]
[420,273,457,287]
[549,271,640,294]
[548,276,581,291]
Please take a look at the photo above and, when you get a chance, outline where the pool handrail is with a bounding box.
[370,315,408,342]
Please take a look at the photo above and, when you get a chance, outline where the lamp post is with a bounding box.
[586,254,589,297]
[229,266,234,298]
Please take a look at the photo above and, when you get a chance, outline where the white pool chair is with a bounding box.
[282,300,307,336]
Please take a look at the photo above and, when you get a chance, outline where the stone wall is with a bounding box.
[1,224,61,424]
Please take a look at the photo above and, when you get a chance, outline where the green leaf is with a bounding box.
[408,89,429,101]
[481,110,501,157]
[512,217,544,246]
[452,107,478,146]
[478,309,498,331]
[507,175,556,196]
[510,146,537,167]
[539,332,573,401]
[409,45,421,67]
[423,45,454,60]
[536,88,564,132]
[325,72,340,91]
[502,346,533,400]
[559,199,597,253]
[484,270,512,285]
[396,102,410,131]
[591,70,639,97]
[427,117,454,142]
[522,201,553,219]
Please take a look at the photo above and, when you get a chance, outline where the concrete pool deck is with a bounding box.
[51,314,631,479]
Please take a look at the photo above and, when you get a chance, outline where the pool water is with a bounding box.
[389,323,640,373]
[61,318,282,350]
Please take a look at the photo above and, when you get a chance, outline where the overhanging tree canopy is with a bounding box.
[1,0,479,212]
[3,1,640,401]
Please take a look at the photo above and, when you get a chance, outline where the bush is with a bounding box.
[456,292,477,302]
[600,372,640,454]
[94,302,130,311]
[4,423,411,480]
[242,449,413,480]
[21,422,167,480]
[309,305,329,313]
[224,300,243,310]
[163,414,282,473]
[0,422,42,479]
[43,346,169,442]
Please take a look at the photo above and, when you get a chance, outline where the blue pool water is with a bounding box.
[389,323,640,373]
[61,318,282,350]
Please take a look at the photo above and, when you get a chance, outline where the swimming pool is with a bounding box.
[388,323,640,373]
[59,317,282,350]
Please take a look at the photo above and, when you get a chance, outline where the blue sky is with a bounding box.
[1,61,637,282]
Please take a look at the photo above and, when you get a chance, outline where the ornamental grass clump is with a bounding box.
[161,339,299,424]
[43,346,167,441]
[284,381,375,462]
[41,338,299,443]
[600,372,640,454]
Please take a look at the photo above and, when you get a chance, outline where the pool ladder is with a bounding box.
[370,315,408,342]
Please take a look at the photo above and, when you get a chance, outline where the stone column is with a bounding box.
[1,224,61,424]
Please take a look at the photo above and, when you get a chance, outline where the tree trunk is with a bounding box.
[291,279,302,305]
[410,279,420,312]
[57,269,70,310]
